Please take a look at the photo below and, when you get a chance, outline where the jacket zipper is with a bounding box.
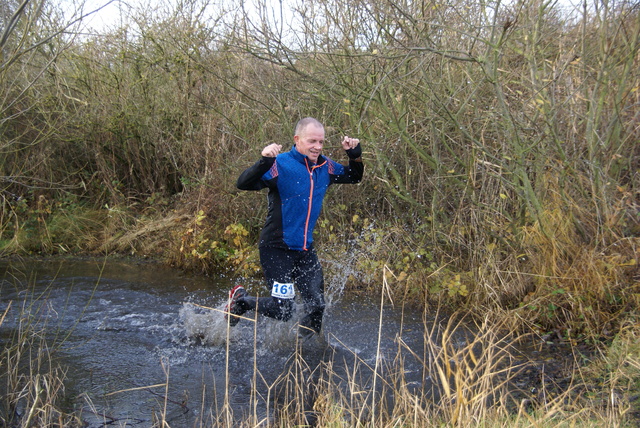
[303,158,325,250]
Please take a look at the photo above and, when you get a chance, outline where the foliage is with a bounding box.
[0,194,106,256]
[173,209,261,276]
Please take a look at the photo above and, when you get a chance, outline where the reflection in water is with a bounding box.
[0,257,450,426]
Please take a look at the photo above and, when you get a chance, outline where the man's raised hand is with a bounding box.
[262,143,282,158]
[342,136,361,159]
[341,136,360,150]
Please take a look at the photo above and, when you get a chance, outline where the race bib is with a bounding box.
[271,281,295,299]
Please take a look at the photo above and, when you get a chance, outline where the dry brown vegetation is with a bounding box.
[1,0,639,425]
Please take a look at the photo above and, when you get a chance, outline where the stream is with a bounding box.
[0,256,577,427]
[0,257,447,426]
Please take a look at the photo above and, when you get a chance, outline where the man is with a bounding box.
[225,117,364,337]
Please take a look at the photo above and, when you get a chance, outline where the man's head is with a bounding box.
[294,117,325,163]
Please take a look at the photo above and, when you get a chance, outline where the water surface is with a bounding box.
[0,257,441,426]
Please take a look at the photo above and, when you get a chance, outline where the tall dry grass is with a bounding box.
[0,302,82,427]
[206,300,637,427]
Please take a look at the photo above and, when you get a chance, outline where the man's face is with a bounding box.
[294,123,325,163]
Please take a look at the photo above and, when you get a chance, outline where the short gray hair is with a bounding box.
[294,117,323,136]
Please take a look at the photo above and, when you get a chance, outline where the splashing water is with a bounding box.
[180,299,312,350]
[322,221,380,305]
[179,302,231,346]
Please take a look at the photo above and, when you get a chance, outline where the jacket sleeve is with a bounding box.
[331,157,364,184]
[236,156,276,190]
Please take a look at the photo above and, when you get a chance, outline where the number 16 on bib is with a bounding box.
[271,281,295,299]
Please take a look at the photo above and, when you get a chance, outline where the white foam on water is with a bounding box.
[323,258,360,306]
[321,223,378,305]
[179,301,312,353]
[179,302,238,347]
[262,317,299,351]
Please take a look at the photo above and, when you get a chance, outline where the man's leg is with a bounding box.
[295,248,325,335]
[236,247,296,322]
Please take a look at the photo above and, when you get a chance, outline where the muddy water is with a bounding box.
[0,257,458,427]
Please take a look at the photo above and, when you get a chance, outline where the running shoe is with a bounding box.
[224,285,247,326]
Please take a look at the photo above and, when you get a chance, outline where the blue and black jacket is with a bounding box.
[237,145,364,251]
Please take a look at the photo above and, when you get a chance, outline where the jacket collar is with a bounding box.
[291,145,326,166]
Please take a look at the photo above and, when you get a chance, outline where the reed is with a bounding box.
[226,307,636,427]
[0,299,81,427]
[302,319,636,426]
